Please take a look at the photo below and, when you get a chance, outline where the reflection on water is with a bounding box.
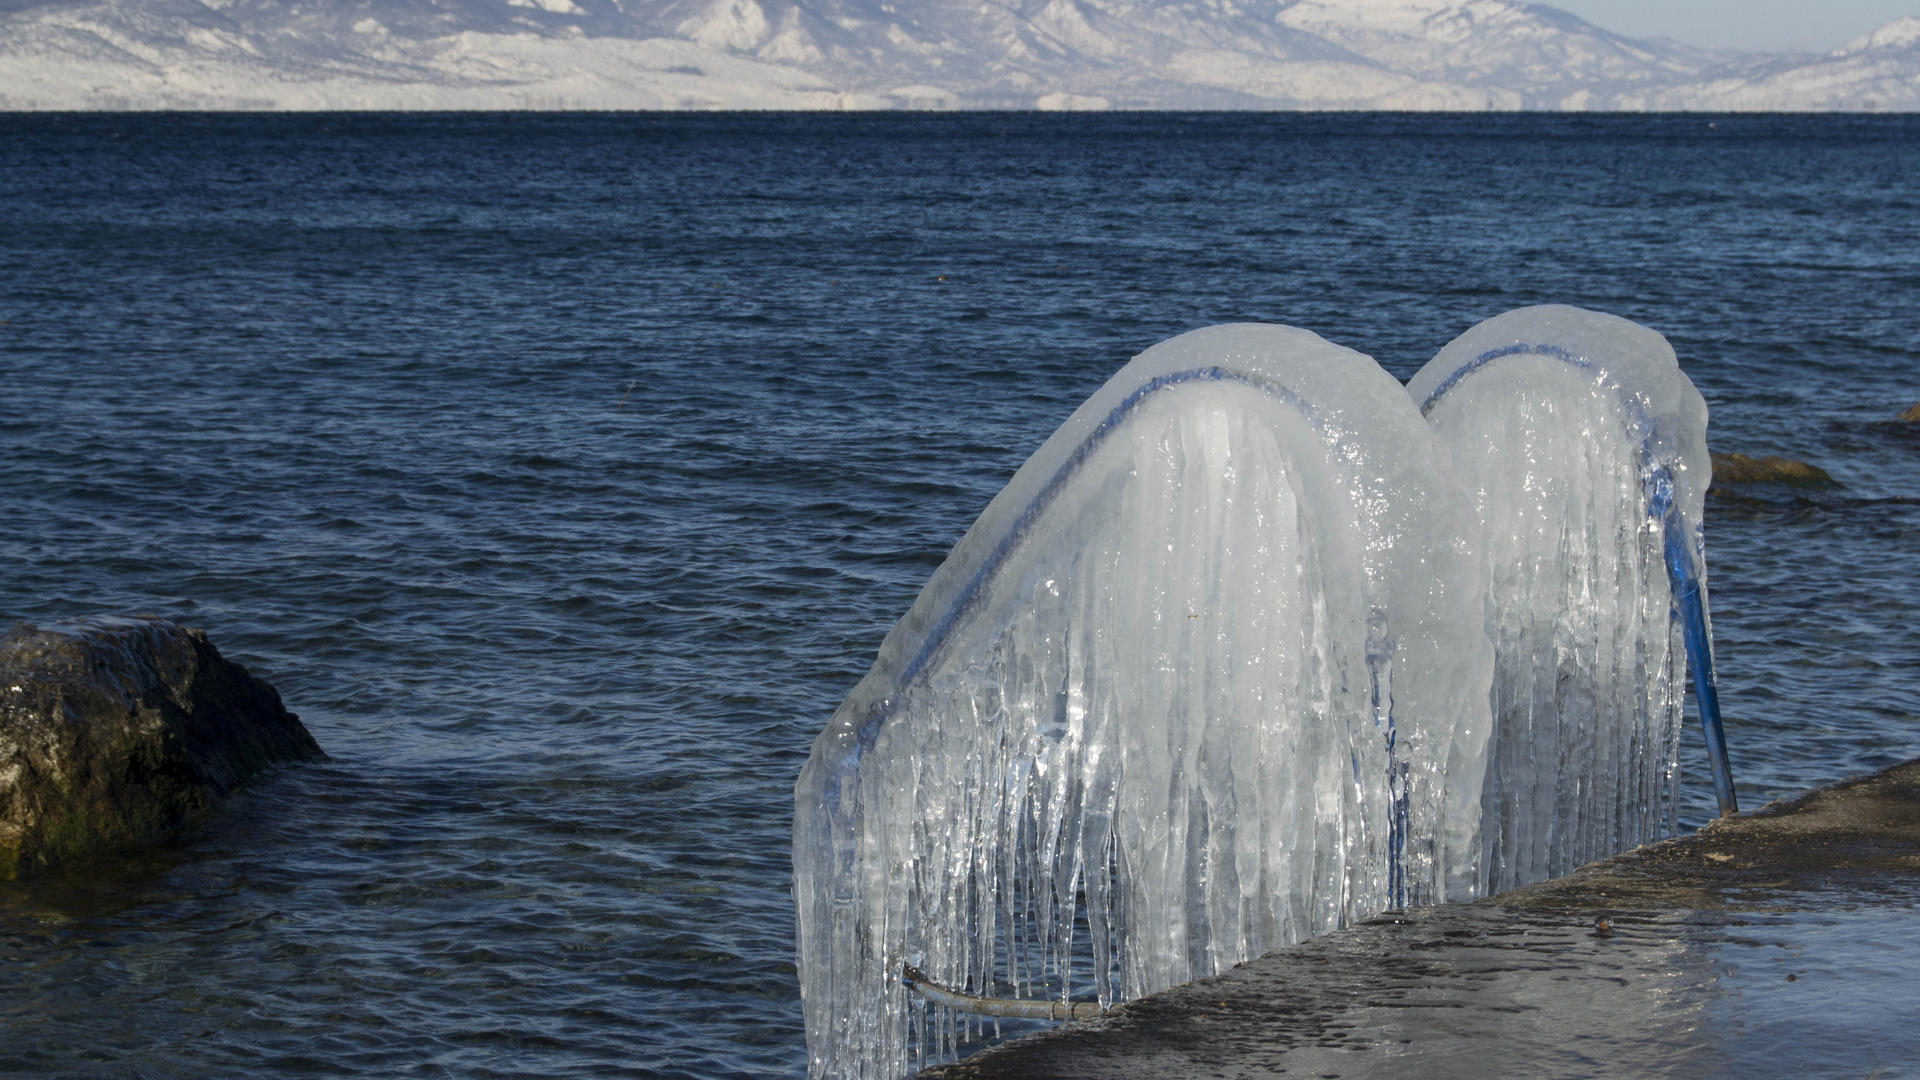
[1703,907,1919,1079]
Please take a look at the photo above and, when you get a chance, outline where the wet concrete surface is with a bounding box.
[921,759,1920,1079]
[1492,757,1920,911]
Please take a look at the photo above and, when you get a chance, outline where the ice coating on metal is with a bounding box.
[1407,305,1715,896]
[794,323,1494,1080]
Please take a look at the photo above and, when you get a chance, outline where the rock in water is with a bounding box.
[1709,451,1836,487]
[0,616,324,878]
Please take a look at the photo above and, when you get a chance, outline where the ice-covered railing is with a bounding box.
[794,309,1738,1079]
[1407,306,1735,897]
[793,325,1493,1080]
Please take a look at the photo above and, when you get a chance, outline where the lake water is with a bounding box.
[0,112,1915,1079]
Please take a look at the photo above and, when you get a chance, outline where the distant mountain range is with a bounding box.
[2,0,1916,109]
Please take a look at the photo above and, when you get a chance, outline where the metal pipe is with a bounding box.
[901,964,1105,1021]
[1656,476,1738,817]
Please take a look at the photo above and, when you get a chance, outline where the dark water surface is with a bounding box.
[0,113,1915,1078]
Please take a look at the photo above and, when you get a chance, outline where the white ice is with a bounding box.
[793,324,1494,1080]
[1407,305,1713,894]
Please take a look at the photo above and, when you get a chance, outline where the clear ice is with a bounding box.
[792,324,1494,1080]
[794,308,1726,1080]
[1406,305,1716,895]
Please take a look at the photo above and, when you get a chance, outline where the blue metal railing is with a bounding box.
[1652,472,1739,816]
[1422,343,1737,818]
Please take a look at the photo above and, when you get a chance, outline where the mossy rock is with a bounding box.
[0,617,324,879]
[1709,451,1836,488]
[1898,403,1920,423]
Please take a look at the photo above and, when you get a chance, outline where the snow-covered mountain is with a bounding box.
[0,0,1915,110]
[1629,16,1920,111]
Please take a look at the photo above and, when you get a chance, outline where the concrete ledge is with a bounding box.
[921,758,1920,1079]
[1491,758,1920,910]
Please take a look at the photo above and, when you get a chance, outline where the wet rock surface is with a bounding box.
[0,616,324,878]
[922,759,1920,1079]
[1708,451,1837,487]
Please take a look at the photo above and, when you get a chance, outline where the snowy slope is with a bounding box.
[1272,0,1730,108]
[0,0,859,108]
[0,0,1916,110]
[1632,17,1920,111]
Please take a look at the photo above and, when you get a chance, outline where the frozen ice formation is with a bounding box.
[1407,306,1723,895]
[794,307,1729,1079]
[793,324,1494,1080]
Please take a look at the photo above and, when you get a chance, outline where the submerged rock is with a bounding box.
[1709,451,1836,487]
[0,616,324,879]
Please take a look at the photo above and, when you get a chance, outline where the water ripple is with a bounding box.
[1,112,1916,1077]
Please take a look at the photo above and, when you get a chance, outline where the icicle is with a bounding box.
[1406,305,1717,896]
[794,324,1494,1080]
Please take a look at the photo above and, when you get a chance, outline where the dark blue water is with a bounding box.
[0,113,1915,1079]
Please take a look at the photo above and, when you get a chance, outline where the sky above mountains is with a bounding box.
[1552,0,1919,53]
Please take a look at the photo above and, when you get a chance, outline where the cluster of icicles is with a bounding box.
[793,306,1725,1080]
